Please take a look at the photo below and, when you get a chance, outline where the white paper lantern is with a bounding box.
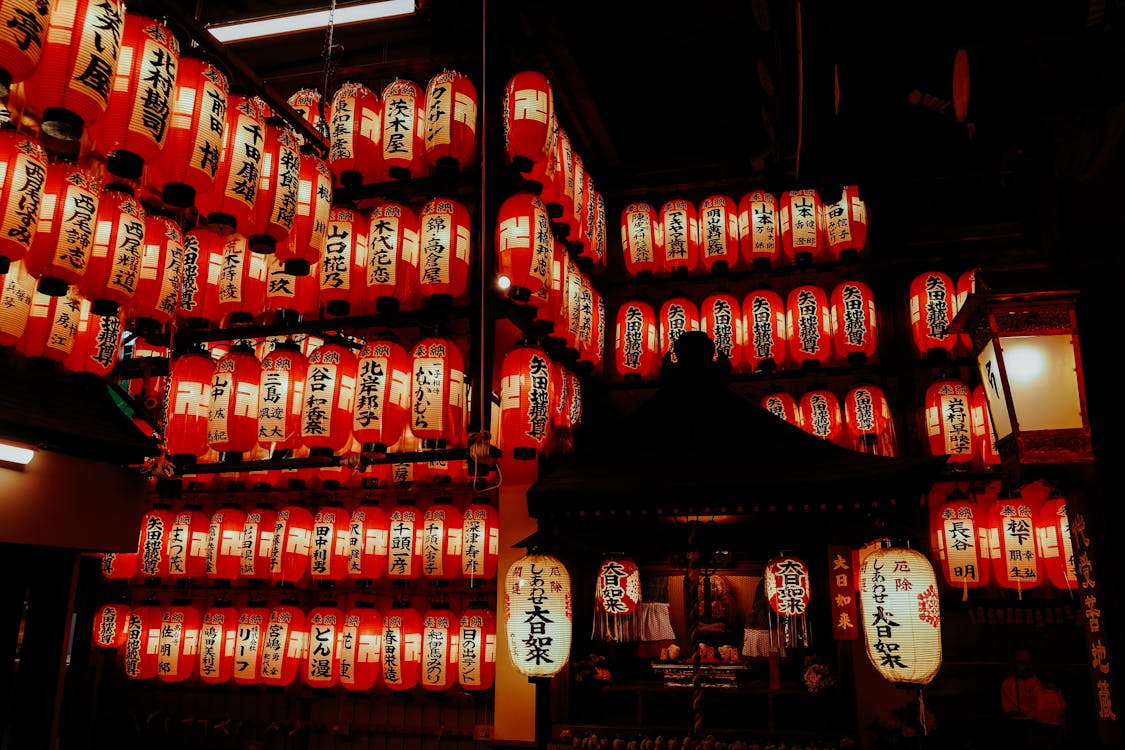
[504,552,571,678]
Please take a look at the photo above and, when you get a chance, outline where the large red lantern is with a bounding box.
[88,12,179,181]
[319,203,367,316]
[311,501,351,583]
[987,489,1043,595]
[260,600,308,687]
[657,199,698,277]
[741,286,788,372]
[738,190,780,269]
[420,496,460,581]
[423,69,478,172]
[353,336,411,455]
[366,200,419,314]
[129,214,184,329]
[1037,491,1078,591]
[824,185,868,262]
[178,227,223,328]
[26,155,98,296]
[764,555,811,648]
[417,196,471,305]
[620,202,658,279]
[382,603,423,691]
[698,194,739,274]
[276,149,332,276]
[799,388,845,445]
[762,390,802,426]
[409,336,466,449]
[496,191,551,302]
[779,189,825,265]
[909,270,958,359]
[198,600,238,685]
[421,603,457,691]
[233,599,271,685]
[16,283,78,362]
[614,299,658,381]
[207,341,261,457]
[23,0,123,141]
[195,91,265,235]
[257,338,308,453]
[239,502,276,581]
[166,503,209,581]
[206,503,246,582]
[164,345,214,460]
[340,601,383,692]
[0,0,51,97]
[0,259,34,346]
[658,296,700,364]
[270,501,314,587]
[502,70,553,174]
[500,343,553,460]
[157,600,201,683]
[786,282,832,369]
[304,601,344,689]
[121,600,162,680]
[300,341,358,457]
[379,78,425,180]
[78,186,145,317]
[347,498,390,582]
[327,81,381,188]
[0,128,46,275]
[935,489,991,596]
[829,279,878,366]
[63,297,121,377]
[247,118,301,254]
[387,499,423,581]
[925,377,974,465]
[461,499,499,582]
[700,290,743,368]
[215,233,268,325]
[150,51,227,208]
[843,383,895,456]
[970,383,1001,470]
[92,601,131,649]
[457,603,496,691]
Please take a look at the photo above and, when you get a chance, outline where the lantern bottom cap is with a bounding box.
[375,296,399,314]
[388,165,412,181]
[325,300,351,317]
[106,151,144,181]
[0,255,8,275]
[161,182,196,209]
[283,258,311,276]
[91,299,119,317]
[0,68,9,97]
[35,277,68,297]
[248,234,278,254]
[39,108,83,142]
[337,169,364,189]
[206,212,238,236]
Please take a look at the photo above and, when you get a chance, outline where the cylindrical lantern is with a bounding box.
[198,600,239,685]
[0,0,51,97]
[164,345,214,460]
[276,149,332,276]
[614,299,659,381]
[247,117,301,254]
[548,126,577,235]
[909,270,958,359]
[0,260,35,346]
[310,501,350,583]
[935,490,991,596]
[135,502,174,581]
[409,336,465,449]
[387,499,422,581]
[27,154,98,296]
[502,70,553,174]
[764,555,811,648]
[824,185,868,262]
[987,489,1043,594]
[287,87,327,146]
[700,290,743,368]
[260,600,308,687]
[420,496,460,581]
[366,200,419,314]
[594,555,642,643]
[761,390,802,426]
[270,501,314,587]
[78,186,145,317]
[92,601,131,649]
[300,341,359,457]
[843,383,896,456]
[657,198,698,277]
[658,296,700,364]
[257,338,308,453]
[417,195,471,305]
[178,227,223,328]
[858,545,942,686]
[194,91,265,235]
[378,78,425,180]
[1037,492,1078,591]
[239,502,276,581]
[62,297,121,378]
[304,601,344,689]
[779,189,825,265]
[206,502,246,581]
[166,503,209,581]
[421,602,456,691]
[340,601,383,692]
[620,202,658,279]
[786,282,832,369]
[0,128,47,275]
[215,233,268,325]
[207,341,261,457]
[924,377,974,465]
[829,279,878,366]
[327,80,381,188]
[157,600,201,683]
[457,602,496,691]
[129,213,184,329]
[698,194,739,274]
[264,255,319,321]
[495,191,551,302]
[970,382,1001,470]
[382,602,423,691]
[423,69,478,172]
[461,499,499,583]
[353,335,411,456]
[318,203,367,316]
[799,388,845,445]
[347,498,390,582]
[232,599,271,685]
[505,552,571,677]
[738,190,781,269]
[121,600,162,680]
[741,286,788,372]
[499,342,553,460]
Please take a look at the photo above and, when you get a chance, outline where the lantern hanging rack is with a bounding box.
[169,446,482,476]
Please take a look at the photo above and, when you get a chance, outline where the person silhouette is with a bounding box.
[1000,648,1066,748]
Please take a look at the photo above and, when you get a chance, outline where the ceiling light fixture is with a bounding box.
[0,441,35,466]
[207,0,415,43]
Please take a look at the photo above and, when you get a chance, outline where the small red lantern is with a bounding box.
[347,498,390,582]
[909,270,958,359]
[311,501,351,583]
[925,377,974,465]
[698,194,739,274]
[799,388,845,444]
[657,199,699,277]
[129,214,184,329]
[779,189,825,265]
[421,603,457,691]
[215,233,268,325]
[121,600,162,679]
[785,282,832,369]
[206,503,246,581]
[499,342,553,460]
[340,601,383,692]
[738,190,781,269]
[319,203,367,316]
[0,0,51,97]
[0,129,47,275]
[417,196,471,305]
[561,254,584,355]
[387,499,422,581]
[366,200,420,314]
[78,186,145,317]
[741,286,789,372]
[461,499,499,582]
[264,255,319,320]
[178,228,223,328]
[457,603,496,690]
[165,503,209,581]
[164,345,214,460]
[614,299,658,381]
[761,390,802,426]
[423,69,478,172]
[194,91,266,235]
[843,383,896,456]
[287,88,327,147]
[420,496,460,581]
[247,118,301,254]
[26,155,98,296]
[987,489,1043,595]
[764,555,811,647]
[570,151,589,254]
[620,202,658,279]
[233,600,271,685]
[496,191,551,303]
[353,336,412,456]
[257,338,309,453]
[198,600,239,685]
[594,556,642,642]
[207,341,262,457]
[970,383,1001,469]
[16,283,78,362]
[92,601,131,648]
[658,296,700,364]
[0,259,34,346]
[502,70,553,174]
[260,600,308,687]
[157,600,201,683]
[304,601,344,689]
[239,502,276,580]
[135,502,173,582]
[935,489,991,596]
[378,78,425,180]
[409,336,466,449]
[270,501,314,587]
[829,279,878,366]
[276,149,332,276]
[700,290,743,368]
[382,603,423,691]
[327,81,381,188]
[63,297,121,378]
[824,185,868,262]
[300,341,359,457]
[1038,491,1078,591]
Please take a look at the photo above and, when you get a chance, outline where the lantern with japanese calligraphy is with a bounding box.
[561,255,585,357]
[779,189,825,265]
[178,227,223,328]
[461,498,499,583]
[135,502,173,582]
[741,285,788,373]
[23,0,123,141]
[88,11,179,181]
[499,342,553,460]
[659,296,700,365]
[206,341,261,457]
[327,81,380,188]
[270,500,314,587]
[657,199,698,278]
[128,213,183,330]
[457,602,496,690]
[198,599,238,685]
[934,489,990,598]
[505,552,572,677]
[318,203,367,316]
[830,279,878,366]
[260,600,308,687]
[417,195,471,305]
[121,599,162,679]
[378,78,424,180]
[78,186,145,317]
[409,336,465,449]
[92,601,131,648]
[858,544,942,686]
[353,335,411,456]
[593,555,642,643]
[698,194,739,274]
[824,185,868,262]
[194,91,265,235]
[420,602,456,691]
[843,383,895,456]
[0,0,51,98]
[570,150,591,253]
[157,600,200,683]
[761,390,802,426]
[100,550,137,581]
[310,500,350,583]
[277,148,331,276]
[238,501,276,581]
[614,299,658,381]
[970,383,1000,470]
[700,290,742,368]
[382,602,422,691]
[164,502,208,582]
[257,338,308,453]
[1037,491,1077,591]
[62,297,121,378]
[620,201,658,280]
[764,556,811,648]
[987,489,1042,595]
[423,69,478,172]
[303,601,344,689]
[264,256,319,321]
[496,191,551,303]
[799,388,845,445]
[347,497,390,583]
[299,340,358,457]
[16,283,79,361]
[151,51,227,208]
[909,270,958,359]
[287,87,327,145]
[0,128,46,276]
[737,190,780,269]
[386,498,422,581]
[26,154,98,297]
[164,345,214,460]
[215,233,268,325]
[0,259,34,346]
[232,599,270,685]
[419,495,460,581]
[502,70,553,175]
[247,117,300,254]
[339,600,382,691]
[206,502,246,582]
[786,282,832,370]
[924,376,974,465]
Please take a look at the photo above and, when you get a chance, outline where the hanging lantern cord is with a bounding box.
[686,522,704,749]
[321,0,342,122]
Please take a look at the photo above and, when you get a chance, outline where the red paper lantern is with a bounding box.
[0,259,34,346]
[955,267,979,356]
[829,279,878,366]
[0,0,51,97]
[121,600,162,679]
[304,602,344,689]
[207,341,261,456]
[340,601,383,692]
[1038,492,1078,591]
[421,603,457,691]
[92,601,131,648]
[264,255,319,320]
[319,203,367,316]
[239,502,276,581]
[548,358,572,449]
[232,600,271,685]
[382,603,423,691]
[779,189,825,265]
[0,129,46,275]
[620,201,658,279]
[26,156,98,296]
[62,297,121,377]
[658,296,700,364]
[310,501,351,583]
[737,190,781,269]
[247,118,301,254]
[150,51,228,208]
[88,12,179,180]
[700,290,743,368]
[366,200,420,314]
[925,377,974,465]
[578,176,603,267]
[698,194,739,273]
[409,336,466,449]
[935,490,991,594]
[502,70,553,174]
[561,254,584,355]
[496,191,551,302]
[270,501,314,587]
[327,81,381,188]
[257,338,309,453]
[987,489,1043,594]
[761,390,802,426]
[198,601,239,685]
[164,346,214,459]
[157,600,201,683]
[379,78,425,180]
[764,556,811,614]
[457,603,496,691]
[417,196,471,304]
[614,299,658,381]
[799,388,845,444]
[260,601,308,687]
[549,126,580,235]
[657,199,698,277]
[460,499,499,582]
[909,270,958,359]
[16,283,78,362]
[570,151,589,254]
[387,499,423,581]
[100,550,137,581]
[843,383,895,456]
[500,343,553,460]
[206,503,246,581]
[165,503,209,581]
[595,555,642,625]
[128,214,183,328]
[786,282,831,369]
[353,336,411,455]
[970,383,1001,469]
[741,286,789,372]
[287,88,327,147]
[347,498,390,582]
[300,340,359,457]
[423,69,478,172]
[276,149,332,276]
[420,496,460,581]
[23,0,123,141]
[178,227,223,328]
[78,186,145,317]
[135,503,173,581]
[215,233,268,325]
[194,91,265,235]
[824,185,868,262]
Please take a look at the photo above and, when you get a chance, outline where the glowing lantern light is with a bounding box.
[409,336,466,449]
[166,502,209,581]
[264,255,319,321]
[698,194,739,274]
[934,489,990,598]
[505,552,572,677]
[548,126,577,237]
[858,544,942,686]
[0,0,51,97]
[761,390,802,426]
[561,255,584,356]
[387,499,422,581]
[233,599,271,685]
[287,88,327,147]
[206,502,246,581]
[327,80,381,188]
[614,299,659,381]
[100,550,136,581]
[575,273,597,364]
[311,500,351,583]
[318,203,367,316]
[658,296,700,364]
[909,270,958,359]
[742,286,789,372]
[830,279,878,366]
[779,189,825,265]
[457,602,496,691]
[78,186,145,317]
[347,497,390,582]
[277,149,332,276]
[738,190,781,269]
[247,117,301,254]
[129,213,183,330]
[824,184,868,262]
[353,336,411,456]
[620,201,658,280]
[121,600,162,679]
[366,200,419,314]
[260,600,308,687]
[786,282,831,370]
[764,555,811,648]
[461,499,499,583]
[178,227,223,328]
[423,68,478,172]
[378,78,425,180]
[502,70,553,175]
[925,377,974,465]
[164,345,214,460]
[239,502,277,581]
[593,555,641,642]
[579,177,604,268]
[420,495,460,581]
[157,600,200,683]
[0,259,34,346]
[1037,491,1078,591]
[417,196,471,305]
[382,602,423,691]
[300,341,358,457]
[0,129,46,276]
[658,199,698,277]
[843,383,895,456]
[799,388,845,445]
[23,0,123,142]
[570,149,590,256]
[987,489,1042,595]
[499,342,553,460]
[135,502,173,582]
[207,341,261,457]
[700,290,743,368]
[270,501,315,587]
[63,297,121,378]
[92,601,131,648]
[194,91,265,235]
[496,191,551,303]
[198,600,238,685]
[340,601,383,692]
[304,601,344,689]
[215,233,268,325]
[256,338,308,453]
[421,602,457,691]
[27,155,98,296]
[970,383,1001,469]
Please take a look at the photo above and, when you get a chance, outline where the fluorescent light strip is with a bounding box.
[0,442,34,465]
[208,0,415,43]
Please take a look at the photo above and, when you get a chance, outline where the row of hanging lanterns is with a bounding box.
[92,596,496,692]
[760,384,898,456]
[620,185,868,279]
[100,493,499,586]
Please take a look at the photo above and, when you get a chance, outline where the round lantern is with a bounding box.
[387,499,422,581]
[319,203,367,316]
[304,601,344,689]
[78,186,145,317]
[265,255,319,321]
[0,0,51,97]
[924,377,974,465]
[129,213,184,330]
[92,601,131,648]
[987,489,1042,595]
[858,544,942,686]
[461,499,499,583]
[737,190,781,269]
[658,296,700,365]
[214,233,268,325]
[935,489,990,597]
[340,601,383,692]
[0,259,34,346]
[502,70,554,175]
[88,11,180,181]
[311,500,351,583]
[378,78,424,180]
[157,600,201,683]
[829,279,878,366]
[62,297,121,378]
[151,51,228,208]
[0,128,46,275]
[23,0,123,141]
[277,148,332,276]
[614,299,659,381]
[505,552,572,678]
[495,191,551,302]
[166,502,209,581]
[594,555,642,642]
[26,154,98,296]
[761,390,802,426]
[207,341,261,457]
[779,189,825,265]
[327,81,381,188]
[843,383,895,456]
[353,335,411,456]
[420,496,460,581]
[799,388,845,445]
[121,600,162,680]
[657,199,699,277]
[421,602,457,691]
[300,341,359,457]
[764,555,811,648]
[620,202,658,280]
[247,117,301,254]
[366,200,419,314]
[206,502,246,582]
[164,345,214,461]
[260,600,308,687]
[347,497,390,582]
[178,227,223,328]
[194,91,265,235]
[909,270,958,359]
[417,196,471,305]
[458,602,496,691]
[824,185,868,262]
[700,290,743,368]
[232,599,271,685]
[409,336,466,449]
[970,382,1001,470]
[698,194,739,274]
[382,602,423,691]
[239,501,277,581]
[423,68,478,172]
[499,342,553,460]
[198,600,239,685]
[741,286,788,372]
[257,338,309,453]
[1038,491,1078,591]
[270,501,315,587]
[786,282,832,369]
